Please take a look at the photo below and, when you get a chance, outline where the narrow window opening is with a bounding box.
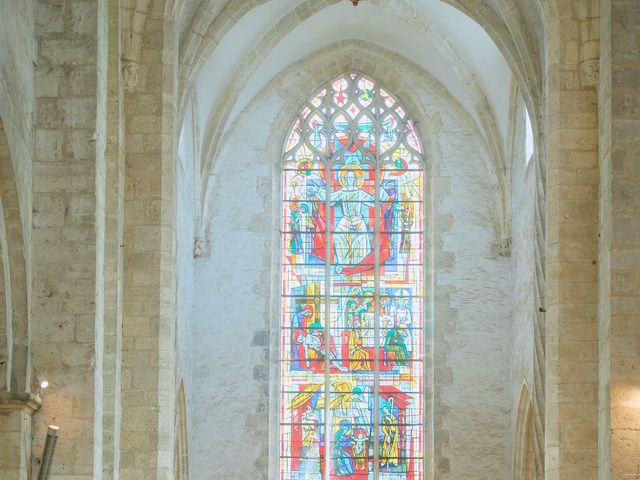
[525,108,534,165]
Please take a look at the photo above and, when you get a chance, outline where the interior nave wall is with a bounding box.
[187,48,513,480]
[2,1,640,479]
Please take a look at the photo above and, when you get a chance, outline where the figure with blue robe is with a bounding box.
[333,420,356,475]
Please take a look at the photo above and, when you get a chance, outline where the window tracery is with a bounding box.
[280,72,425,480]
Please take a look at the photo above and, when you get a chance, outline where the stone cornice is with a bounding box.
[0,392,42,415]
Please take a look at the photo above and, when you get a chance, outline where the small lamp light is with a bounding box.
[37,374,49,390]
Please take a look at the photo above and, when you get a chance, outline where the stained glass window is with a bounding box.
[280,73,425,480]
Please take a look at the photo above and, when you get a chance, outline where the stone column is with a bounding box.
[103,0,125,478]
[32,0,108,477]
[119,2,177,478]
[544,1,600,479]
[0,393,40,480]
[599,1,640,478]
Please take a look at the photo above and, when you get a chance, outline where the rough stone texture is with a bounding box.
[544,2,600,479]
[120,3,178,479]
[0,393,40,480]
[31,1,108,478]
[599,0,640,478]
[0,409,30,480]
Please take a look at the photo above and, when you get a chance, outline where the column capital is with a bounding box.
[0,392,42,415]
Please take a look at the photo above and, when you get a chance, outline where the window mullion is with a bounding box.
[323,161,332,480]
[373,83,383,479]
[373,161,381,479]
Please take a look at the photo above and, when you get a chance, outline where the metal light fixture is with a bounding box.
[38,425,60,480]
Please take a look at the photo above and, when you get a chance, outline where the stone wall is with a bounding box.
[544,2,601,479]
[120,3,178,478]
[599,0,640,477]
[31,0,108,478]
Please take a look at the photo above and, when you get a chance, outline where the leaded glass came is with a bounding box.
[280,73,425,480]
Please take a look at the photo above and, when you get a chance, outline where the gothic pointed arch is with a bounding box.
[279,72,425,479]
[514,384,538,480]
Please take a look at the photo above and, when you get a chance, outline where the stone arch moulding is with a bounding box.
[189,2,523,245]
[178,0,545,130]
[514,383,541,480]
[198,40,505,248]
[175,379,189,479]
[0,117,29,393]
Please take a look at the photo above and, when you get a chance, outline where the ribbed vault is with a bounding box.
[173,0,549,245]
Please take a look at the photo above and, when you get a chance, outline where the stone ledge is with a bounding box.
[0,392,42,415]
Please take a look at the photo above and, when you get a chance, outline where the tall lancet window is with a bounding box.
[280,73,425,480]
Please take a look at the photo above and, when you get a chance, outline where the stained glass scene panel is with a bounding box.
[328,377,375,479]
[281,383,327,480]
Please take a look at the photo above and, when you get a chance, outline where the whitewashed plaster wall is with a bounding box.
[190,93,281,480]
[432,100,512,480]
[189,52,513,479]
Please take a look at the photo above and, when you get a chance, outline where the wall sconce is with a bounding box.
[38,425,60,480]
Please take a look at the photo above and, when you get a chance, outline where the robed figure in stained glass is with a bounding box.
[333,420,356,476]
[330,166,374,272]
[380,400,400,468]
